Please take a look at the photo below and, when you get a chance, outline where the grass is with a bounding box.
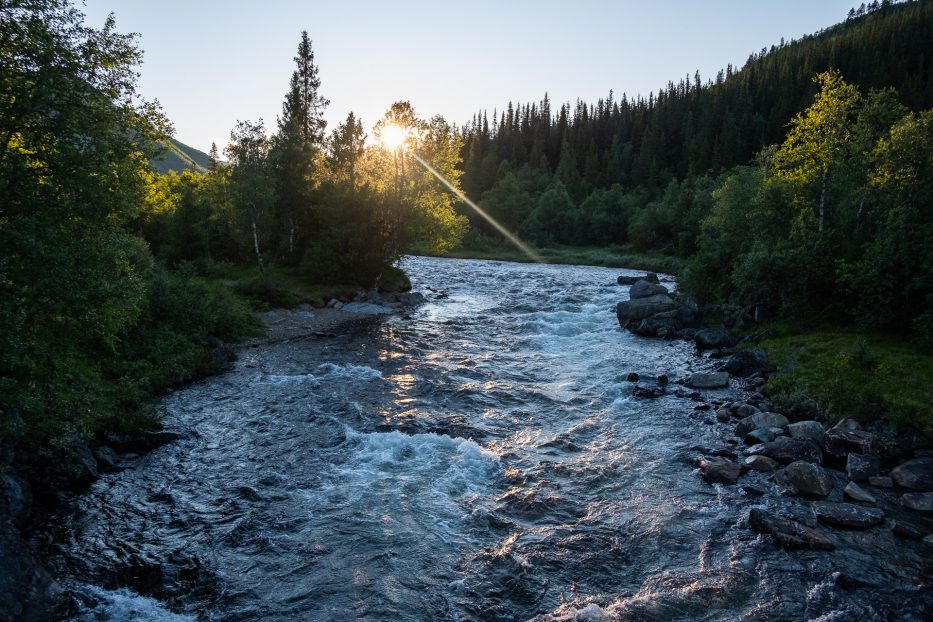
[420,242,684,275]
[753,324,933,434]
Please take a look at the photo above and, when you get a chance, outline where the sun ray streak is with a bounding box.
[410,153,544,264]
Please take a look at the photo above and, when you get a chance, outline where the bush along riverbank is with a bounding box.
[615,273,933,550]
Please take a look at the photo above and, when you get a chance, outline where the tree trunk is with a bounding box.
[288,216,295,257]
[818,169,827,233]
[251,216,265,276]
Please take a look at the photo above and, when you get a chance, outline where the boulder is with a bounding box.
[616,295,678,326]
[891,521,924,540]
[844,482,876,503]
[632,311,679,338]
[901,492,933,512]
[715,408,731,423]
[782,461,834,497]
[626,372,640,382]
[786,421,826,446]
[868,476,893,488]
[735,411,789,437]
[696,456,744,485]
[744,455,779,472]
[824,418,876,459]
[687,372,730,389]
[94,446,119,471]
[750,437,823,465]
[846,453,880,482]
[735,404,759,418]
[748,508,835,550]
[694,327,733,351]
[629,279,669,299]
[812,501,884,529]
[633,384,664,399]
[617,273,659,285]
[722,349,767,377]
[745,427,784,445]
[890,457,933,491]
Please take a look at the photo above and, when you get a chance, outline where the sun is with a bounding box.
[380,124,408,150]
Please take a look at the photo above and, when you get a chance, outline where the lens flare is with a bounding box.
[380,124,408,150]
[410,153,544,264]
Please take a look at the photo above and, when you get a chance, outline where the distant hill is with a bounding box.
[152,138,211,174]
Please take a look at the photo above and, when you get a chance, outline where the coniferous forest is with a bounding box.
[3,0,933,478]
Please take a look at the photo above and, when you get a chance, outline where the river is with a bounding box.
[44,257,930,621]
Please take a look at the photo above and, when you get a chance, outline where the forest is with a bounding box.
[1,0,932,478]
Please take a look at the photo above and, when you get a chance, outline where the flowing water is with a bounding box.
[44,257,930,621]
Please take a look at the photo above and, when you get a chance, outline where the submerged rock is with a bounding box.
[901,492,933,512]
[812,501,884,529]
[748,508,835,550]
[890,457,933,491]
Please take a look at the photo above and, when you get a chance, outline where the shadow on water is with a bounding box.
[45,256,932,621]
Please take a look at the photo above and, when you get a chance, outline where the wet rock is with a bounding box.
[633,384,663,399]
[868,475,893,488]
[744,427,784,446]
[617,273,659,285]
[687,372,729,389]
[744,455,779,472]
[657,374,669,386]
[901,492,933,512]
[202,335,237,373]
[694,327,733,351]
[786,421,826,446]
[781,461,833,497]
[734,411,789,437]
[632,312,680,338]
[891,521,924,540]
[616,295,678,326]
[735,403,759,418]
[715,408,731,423]
[844,482,876,503]
[890,457,933,491]
[629,279,669,299]
[748,508,835,550]
[722,349,767,377]
[71,443,99,484]
[0,520,63,621]
[812,501,884,529]
[94,446,119,471]
[626,372,640,382]
[750,437,823,465]
[145,430,184,449]
[824,418,876,459]
[696,456,744,485]
[846,453,880,482]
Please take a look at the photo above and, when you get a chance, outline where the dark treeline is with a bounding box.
[459,0,932,246]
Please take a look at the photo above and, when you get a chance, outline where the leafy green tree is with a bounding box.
[225,120,276,275]
[328,111,366,187]
[479,172,533,233]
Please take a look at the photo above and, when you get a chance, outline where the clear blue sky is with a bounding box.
[81,0,857,153]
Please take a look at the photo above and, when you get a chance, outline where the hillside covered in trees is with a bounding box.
[458,0,933,343]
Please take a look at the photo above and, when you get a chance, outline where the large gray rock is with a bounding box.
[812,501,884,529]
[846,453,880,482]
[696,456,744,485]
[632,311,679,339]
[786,421,826,446]
[744,427,784,445]
[744,455,779,472]
[824,418,876,459]
[629,279,669,299]
[617,273,659,285]
[694,327,733,351]
[687,372,730,389]
[890,457,933,491]
[735,411,789,437]
[616,295,678,326]
[722,349,767,377]
[844,482,877,503]
[748,508,835,550]
[901,492,933,512]
[750,437,823,465]
[782,461,834,497]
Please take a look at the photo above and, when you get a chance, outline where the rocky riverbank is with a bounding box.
[616,274,933,555]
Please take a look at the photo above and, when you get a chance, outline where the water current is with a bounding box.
[45,257,931,621]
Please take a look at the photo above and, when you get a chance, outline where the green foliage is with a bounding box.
[234,273,300,310]
[377,266,412,293]
[761,328,933,431]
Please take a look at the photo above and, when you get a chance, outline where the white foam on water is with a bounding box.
[69,585,194,622]
[262,372,317,384]
[316,362,384,381]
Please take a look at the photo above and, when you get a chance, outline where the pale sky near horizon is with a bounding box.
[81,0,858,153]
